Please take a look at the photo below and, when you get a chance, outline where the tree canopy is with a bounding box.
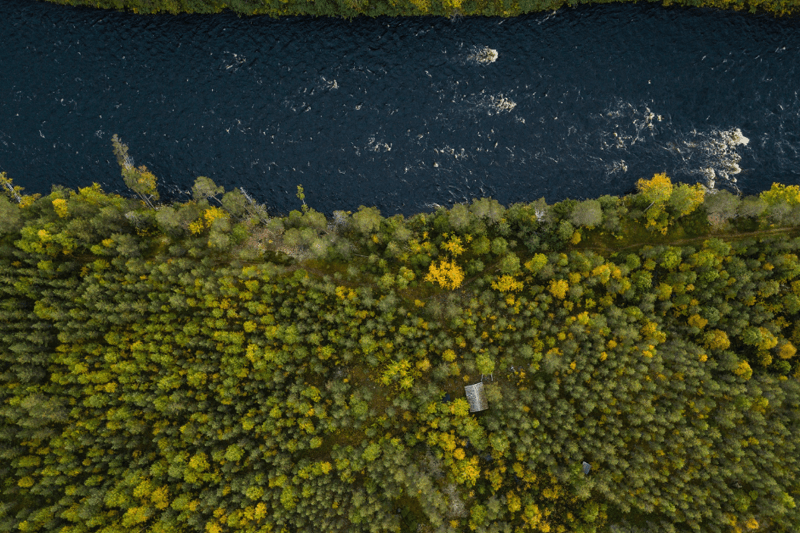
[1,164,800,533]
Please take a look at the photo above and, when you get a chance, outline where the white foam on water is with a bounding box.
[488,95,516,112]
[366,136,392,152]
[606,160,628,175]
[224,118,249,135]
[434,145,470,160]
[221,51,246,72]
[670,127,749,190]
[467,46,498,65]
[537,10,558,24]
[596,100,662,150]
[468,91,516,115]
[728,128,749,146]
[594,101,750,190]
[455,89,517,117]
[320,76,339,90]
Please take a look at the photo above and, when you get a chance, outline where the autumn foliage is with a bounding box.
[42,0,800,18]
[1,157,800,533]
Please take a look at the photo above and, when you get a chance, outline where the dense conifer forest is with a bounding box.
[1,136,800,532]
[40,0,800,19]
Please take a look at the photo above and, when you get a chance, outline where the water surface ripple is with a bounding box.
[2,0,800,215]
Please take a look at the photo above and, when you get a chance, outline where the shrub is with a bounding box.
[491,237,508,256]
[448,203,472,231]
[635,173,704,234]
[472,236,491,255]
[570,199,603,229]
[191,176,224,202]
[737,196,767,219]
[704,189,740,227]
[351,206,383,234]
[498,253,521,274]
[470,198,505,222]
[557,220,575,242]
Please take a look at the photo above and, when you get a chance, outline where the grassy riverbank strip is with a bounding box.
[2,139,800,532]
[40,0,800,19]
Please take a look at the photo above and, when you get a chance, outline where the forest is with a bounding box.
[39,0,800,20]
[1,135,800,533]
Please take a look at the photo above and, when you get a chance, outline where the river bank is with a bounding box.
[41,0,800,18]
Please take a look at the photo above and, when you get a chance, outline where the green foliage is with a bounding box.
[704,189,741,227]
[0,196,22,234]
[192,175,224,202]
[448,203,473,231]
[557,219,575,242]
[470,197,505,223]
[635,173,705,235]
[471,235,491,255]
[351,206,383,235]
[738,195,768,219]
[570,199,603,229]
[2,172,800,533]
[220,188,249,218]
[498,252,521,274]
[490,237,508,256]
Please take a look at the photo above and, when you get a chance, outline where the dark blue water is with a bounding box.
[2,0,800,216]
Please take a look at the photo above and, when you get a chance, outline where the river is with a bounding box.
[1,0,799,215]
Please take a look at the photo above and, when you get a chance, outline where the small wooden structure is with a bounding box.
[464,383,488,412]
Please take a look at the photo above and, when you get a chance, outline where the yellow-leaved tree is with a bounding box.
[426,235,468,290]
[760,183,800,206]
[111,134,160,208]
[1,172,40,208]
[425,260,464,290]
[636,173,704,234]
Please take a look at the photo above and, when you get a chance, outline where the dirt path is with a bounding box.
[577,226,798,254]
